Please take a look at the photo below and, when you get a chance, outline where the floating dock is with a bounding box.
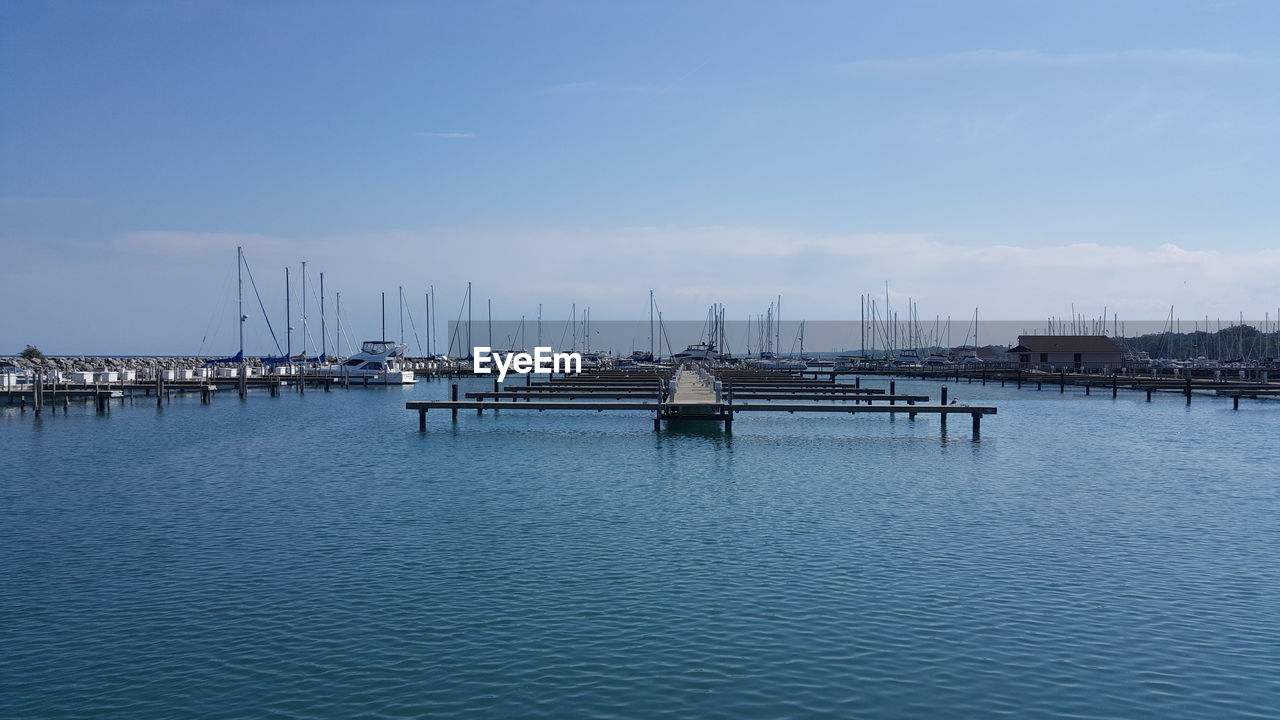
[407,366,997,435]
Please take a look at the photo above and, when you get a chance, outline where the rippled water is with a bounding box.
[3,376,1278,718]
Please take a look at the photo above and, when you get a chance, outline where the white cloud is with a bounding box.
[825,49,1250,73]
[413,131,476,139]
[4,225,1276,353]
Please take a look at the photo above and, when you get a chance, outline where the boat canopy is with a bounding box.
[361,341,399,355]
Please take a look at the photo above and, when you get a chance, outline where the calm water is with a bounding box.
[3,377,1278,719]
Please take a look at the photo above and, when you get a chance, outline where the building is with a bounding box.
[1007,335,1126,371]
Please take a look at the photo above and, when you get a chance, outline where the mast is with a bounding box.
[466,282,472,354]
[320,272,326,360]
[768,294,778,356]
[381,292,386,341]
[649,290,654,357]
[301,260,307,358]
[336,292,342,357]
[399,286,404,345]
[425,292,431,357]
[237,246,244,358]
[285,266,292,359]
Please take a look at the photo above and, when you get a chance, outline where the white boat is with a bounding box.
[747,352,807,371]
[890,351,923,369]
[672,342,717,362]
[315,340,416,384]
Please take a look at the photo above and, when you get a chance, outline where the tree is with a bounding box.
[20,345,44,360]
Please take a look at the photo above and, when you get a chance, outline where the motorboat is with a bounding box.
[315,340,415,384]
[672,342,717,362]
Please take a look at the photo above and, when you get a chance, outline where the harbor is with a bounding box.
[7,3,1280,719]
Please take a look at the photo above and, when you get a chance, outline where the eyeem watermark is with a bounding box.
[472,347,581,381]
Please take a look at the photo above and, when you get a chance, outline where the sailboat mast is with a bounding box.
[399,286,404,345]
[237,246,244,358]
[301,261,308,357]
[647,291,653,358]
[320,272,326,360]
[466,282,472,353]
[285,266,292,358]
[381,292,386,341]
[336,292,342,356]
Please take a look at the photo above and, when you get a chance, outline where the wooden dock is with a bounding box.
[407,366,997,435]
[807,366,1279,407]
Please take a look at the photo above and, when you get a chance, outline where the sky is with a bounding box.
[2,0,1278,354]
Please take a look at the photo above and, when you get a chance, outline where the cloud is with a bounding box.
[413,131,476,139]
[825,49,1250,73]
[5,225,1277,353]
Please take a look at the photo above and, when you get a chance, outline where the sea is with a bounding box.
[3,375,1278,719]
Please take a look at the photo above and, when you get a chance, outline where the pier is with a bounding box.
[407,366,997,435]
[807,366,1279,407]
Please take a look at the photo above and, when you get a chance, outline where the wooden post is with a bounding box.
[419,408,427,430]
[972,412,981,436]
[1233,395,1240,410]
[451,383,459,421]
[654,414,661,431]
[889,381,896,405]
[1086,383,1091,395]
[941,386,948,405]
[1146,388,1152,402]
[1185,376,1192,405]
[1060,372,1065,393]
[1112,375,1118,399]
[855,376,861,388]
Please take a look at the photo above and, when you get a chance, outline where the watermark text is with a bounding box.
[472,347,581,381]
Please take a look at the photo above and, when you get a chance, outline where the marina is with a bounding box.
[6,3,1280,718]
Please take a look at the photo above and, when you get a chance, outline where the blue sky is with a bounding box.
[2,1,1278,353]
